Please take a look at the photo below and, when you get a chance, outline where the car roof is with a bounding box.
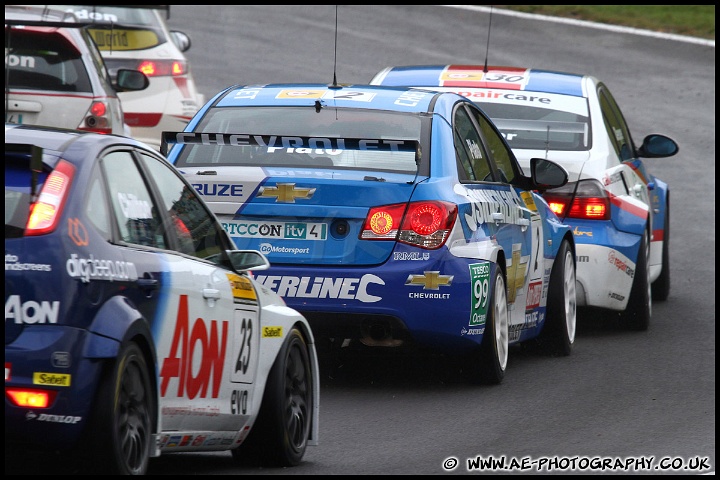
[373,65,589,98]
[4,4,170,26]
[5,123,147,159]
[212,83,456,113]
[4,4,78,24]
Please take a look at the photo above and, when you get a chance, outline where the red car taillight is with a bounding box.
[138,59,187,77]
[543,179,611,221]
[360,201,457,250]
[78,100,113,134]
[25,159,75,236]
[6,387,57,408]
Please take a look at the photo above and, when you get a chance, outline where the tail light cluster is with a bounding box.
[137,59,187,77]
[6,387,57,408]
[107,58,187,78]
[543,179,611,221]
[25,159,75,236]
[78,100,113,134]
[360,201,457,249]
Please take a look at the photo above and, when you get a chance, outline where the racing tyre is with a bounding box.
[232,327,313,467]
[622,230,651,331]
[651,206,670,301]
[468,266,509,385]
[83,341,153,475]
[539,239,577,356]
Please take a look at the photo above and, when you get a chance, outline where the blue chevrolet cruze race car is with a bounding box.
[5,124,319,474]
[163,83,577,384]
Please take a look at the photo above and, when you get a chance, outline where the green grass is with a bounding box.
[494,5,715,40]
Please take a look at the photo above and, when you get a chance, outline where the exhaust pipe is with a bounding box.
[360,322,404,347]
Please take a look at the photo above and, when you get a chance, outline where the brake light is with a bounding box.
[26,159,75,236]
[543,179,611,221]
[360,201,457,249]
[6,387,57,408]
[90,101,106,117]
[78,101,112,134]
[138,59,187,77]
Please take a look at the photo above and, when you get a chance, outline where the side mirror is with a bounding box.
[115,69,149,92]
[170,30,192,53]
[637,134,679,158]
[530,158,568,192]
[227,250,271,272]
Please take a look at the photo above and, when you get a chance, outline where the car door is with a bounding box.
[459,104,542,339]
[100,147,260,434]
[598,85,652,229]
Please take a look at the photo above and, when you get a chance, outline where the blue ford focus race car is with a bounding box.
[5,124,319,474]
[163,83,577,384]
[371,66,678,331]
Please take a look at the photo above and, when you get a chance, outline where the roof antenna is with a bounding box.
[330,5,340,89]
[483,6,493,73]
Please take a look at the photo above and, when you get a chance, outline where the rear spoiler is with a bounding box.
[160,131,421,163]
[5,143,44,197]
[4,5,171,28]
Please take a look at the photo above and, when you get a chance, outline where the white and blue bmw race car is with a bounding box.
[163,83,577,384]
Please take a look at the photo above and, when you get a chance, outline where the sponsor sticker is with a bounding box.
[469,262,491,326]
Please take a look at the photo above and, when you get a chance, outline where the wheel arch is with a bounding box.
[251,313,321,447]
[84,296,160,451]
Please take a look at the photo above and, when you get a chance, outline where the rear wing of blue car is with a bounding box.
[161,132,419,156]
[161,131,421,175]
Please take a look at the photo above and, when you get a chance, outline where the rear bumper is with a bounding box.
[251,246,496,353]
[575,242,640,311]
[5,326,103,451]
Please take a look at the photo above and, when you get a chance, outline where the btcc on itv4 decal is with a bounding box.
[4,123,319,475]
[162,82,578,385]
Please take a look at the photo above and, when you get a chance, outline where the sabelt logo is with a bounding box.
[262,326,283,338]
[33,372,71,387]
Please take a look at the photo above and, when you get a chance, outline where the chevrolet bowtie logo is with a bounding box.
[258,183,315,203]
[405,271,453,290]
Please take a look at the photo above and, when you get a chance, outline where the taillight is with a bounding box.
[138,59,187,77]
[543,179,611,221]
[360,201,457,249]
[90,101,106,116]
[6,387,57,408]
[78,100,112,134]
[25,159,75,236]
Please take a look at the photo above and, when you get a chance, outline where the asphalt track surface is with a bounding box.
[6,5,714,475]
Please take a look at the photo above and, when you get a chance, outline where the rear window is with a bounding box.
[479,102,591,152]
[173,107,426,175]
[52,5,168,50]
[5,28,92,92]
